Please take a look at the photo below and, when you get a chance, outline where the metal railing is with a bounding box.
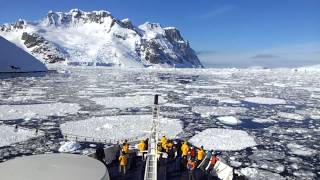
[144,104,160,180]
[62,133,147,145]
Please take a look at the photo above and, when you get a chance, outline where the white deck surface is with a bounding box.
[0,153,109,180]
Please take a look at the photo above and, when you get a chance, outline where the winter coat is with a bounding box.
[197,149,205,161]
[210,156,219,165]
[138,141,146,152]
[122,143,129,154]
[187,160,196,171]
[119,155,128,166]
[160,136,167,148]
[181,142,189,156]
[190,148,196,157]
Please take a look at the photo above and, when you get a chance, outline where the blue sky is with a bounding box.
[0,0,319,67]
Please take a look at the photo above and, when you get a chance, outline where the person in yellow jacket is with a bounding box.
[138,140,146,152]
[119,152,128,175]
[197,146,206,164]
[122,142,129,154]
[165,141,173,153]
[160,135,167,149]
[181,141,189,160]
[138,139,146,160]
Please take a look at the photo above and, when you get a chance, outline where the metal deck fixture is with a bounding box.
[144,94,160,180]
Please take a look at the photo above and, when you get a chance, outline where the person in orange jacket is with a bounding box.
[205,152,219,172]
[119,152,128,175]
[187,159,197,180]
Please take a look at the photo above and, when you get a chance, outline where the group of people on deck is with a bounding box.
[117,136,220,179]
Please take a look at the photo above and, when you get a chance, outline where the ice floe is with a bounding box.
[0,125,42,147]
[217,116,241,125]
[163,103,189,108]
[208,96,240,104]
[278,112,305,121]
[287,143,317,156]
[251,118,277,124]
[192,106,247,117]
[0,103,81,120]
[58,141,81,153]
[60,115,182,141]
[243,97,286,105]
[189,128,256,151]
[293,170,316,179]
[91,96,167,109]
[240,167,285,180]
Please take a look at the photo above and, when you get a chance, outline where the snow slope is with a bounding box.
[0,36,47,72]
[0,9,203,68]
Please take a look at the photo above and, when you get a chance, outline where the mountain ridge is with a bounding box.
[0,9,203,68]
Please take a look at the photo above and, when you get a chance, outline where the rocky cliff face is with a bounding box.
[0,9,203,68]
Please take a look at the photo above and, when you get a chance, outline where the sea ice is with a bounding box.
[60,115,182,141]
[217,116,241,125]
[240,167,285,180]
[189,128,256,151]
[293,170,316,179]
[58,141,81,153]
[163,103,189,108]
[278,112,305,121]
[0,125,42,147]
[208,96,240,104]
[91,95,167,109]
[251,118,277,124]
[243,97,286,105]
[192,106,247,117]
[0,103,81,120]
[286,143,317,156]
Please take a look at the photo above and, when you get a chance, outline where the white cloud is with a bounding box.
[198,43,320,68]
[200,6,234,19]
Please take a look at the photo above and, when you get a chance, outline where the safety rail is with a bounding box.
[62,133,148,145]
[144,98,160,180]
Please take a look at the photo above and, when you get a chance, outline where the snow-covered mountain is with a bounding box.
[0,9,203,68]
[0,36,47,72]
